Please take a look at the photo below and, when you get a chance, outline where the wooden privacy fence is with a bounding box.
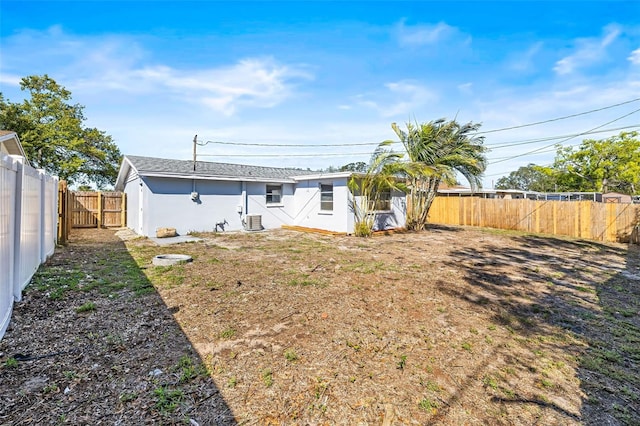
[429,197,640,244]
[58,183,126,243]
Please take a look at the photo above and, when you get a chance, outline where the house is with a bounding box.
[437,185,604,202]
[114,155,406,236]
[602,192,633,203]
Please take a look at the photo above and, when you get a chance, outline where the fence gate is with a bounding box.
[58,187,126,236]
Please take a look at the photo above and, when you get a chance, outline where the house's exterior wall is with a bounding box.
[141,177,244,236]
[293,177,350,233]
[602,192,632,203]
[123,170,140,234]
[245,182,296,229]
[121,173,407,237]
[371,189,407,231]
[292,179,407,234]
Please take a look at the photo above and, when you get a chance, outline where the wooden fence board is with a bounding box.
[62,191,126,229]
[429,197,640,244]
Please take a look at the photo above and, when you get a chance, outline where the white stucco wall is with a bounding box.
[123,172,140,234]
[140,177,244,236]
[293,177,350,233]
[369,189,407,231]
[294,180,406,234]
[245,182,296,229]
[122,173,407,237]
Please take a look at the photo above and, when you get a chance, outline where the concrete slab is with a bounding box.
[114,228,143,241]
[114,228,202,246]
[149,235,203,246]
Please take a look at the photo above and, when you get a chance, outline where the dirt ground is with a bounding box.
[1,226,639,425]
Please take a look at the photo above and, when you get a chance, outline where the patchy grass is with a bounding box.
[3,227,639,425]
[75,301,96,313]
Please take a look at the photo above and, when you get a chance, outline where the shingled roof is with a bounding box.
[122,155,318,182]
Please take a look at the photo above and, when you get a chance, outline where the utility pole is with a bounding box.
[193,134,198,171]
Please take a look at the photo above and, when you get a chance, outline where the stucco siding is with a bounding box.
[142,177,243,236]
[293,177,350,233]
[244,182,295,229]
[119,163,407,236]
[370,189,407,231]
[123,172,140,234]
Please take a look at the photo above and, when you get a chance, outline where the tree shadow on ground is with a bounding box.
[435,234,639,425]
[0,228,236,425]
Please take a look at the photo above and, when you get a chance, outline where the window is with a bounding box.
[369,191,391,211]
[266,184,282,204]
[320,183,333,211]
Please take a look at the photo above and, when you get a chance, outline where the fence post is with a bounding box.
[97,191,103,228]
[0,155,18,340]
[12,159,24,302]
[121,192,127,227]
[38,170,46,262]
[58,181,66,244]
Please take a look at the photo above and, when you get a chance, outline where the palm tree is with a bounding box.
[391,119,487,231]
[348,141,407,236]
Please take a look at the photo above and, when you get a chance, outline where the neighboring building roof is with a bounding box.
[115,155,322,189]
[0,130,28,160]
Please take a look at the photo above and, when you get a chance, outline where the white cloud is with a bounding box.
[457,82,473,94]
[395,20,467,47]
[120,58,313,116]
[554,25,621,75]
[0,73,22,86]
[350,81,438,118]
[0,27,313,116]
[629,48,640,65]
[508,42,543,72]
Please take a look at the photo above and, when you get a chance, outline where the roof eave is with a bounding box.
[293,171,353,181]
[114,157,133,191]
[0,132,29,163]
[138,171,297,184]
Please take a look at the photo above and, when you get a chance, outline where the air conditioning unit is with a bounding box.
[245,214,262,231]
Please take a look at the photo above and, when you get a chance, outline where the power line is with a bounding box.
[476,97,640,135]
[488,144,577,161]
[485,124,639,149]
[196,124,639,152]
[197,152,374,158]
[197,139,381,147]
[488,107,640,165]
[483,164,554,178]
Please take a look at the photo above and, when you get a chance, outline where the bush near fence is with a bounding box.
[429,197,640,244]
[0,155,58,340]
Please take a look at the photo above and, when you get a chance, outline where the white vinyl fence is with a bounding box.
[0,154,58,340]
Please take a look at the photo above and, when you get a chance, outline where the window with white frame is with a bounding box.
[320,183,333,211]
[266,184,282,204]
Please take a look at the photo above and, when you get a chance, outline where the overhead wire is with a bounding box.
[193,100,640,163]
[195,123,639,155]
[487,107,640,165]
[476,97,640,134]
[484,124,639,149]
[197,152,374,158]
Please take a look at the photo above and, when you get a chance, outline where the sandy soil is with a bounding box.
[1,226,638,425]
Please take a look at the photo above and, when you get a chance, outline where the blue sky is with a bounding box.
[1,1,639,188]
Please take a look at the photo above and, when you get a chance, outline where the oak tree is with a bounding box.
[0,75,121,188]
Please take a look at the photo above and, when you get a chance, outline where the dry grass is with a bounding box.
[128,226,639,425]
[1,226,638,425]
